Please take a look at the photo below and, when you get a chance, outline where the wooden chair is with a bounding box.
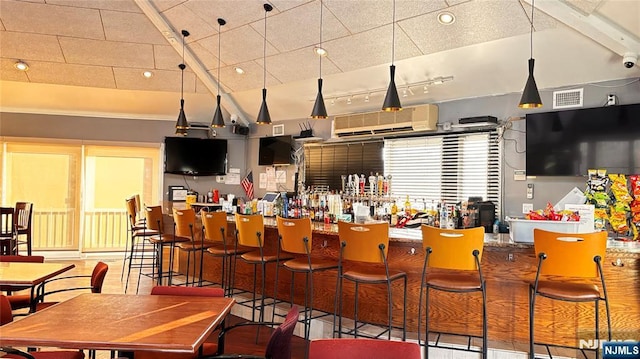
[145,205,188,286]
[34,262,109,311]
[308,338,421,359]
[0,255,45,311]
[174,208,215,287]
[336,221,407,340]
[419,225,487,358]
[0,207,16,255]
[203,210,252,296]
[13,202,33,256]
[274,216,338,340]
[0,295,85,359]
[529,229,611,359]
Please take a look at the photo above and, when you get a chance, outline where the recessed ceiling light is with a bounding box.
[234,67,245,74]
[314,46,327,56]
[142,71,153,78]
[14,61,29,71]
[437,11,455,25]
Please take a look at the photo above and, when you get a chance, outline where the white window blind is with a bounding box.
[384,130,501,213]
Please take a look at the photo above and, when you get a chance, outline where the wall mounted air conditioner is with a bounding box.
[333,104,438,138]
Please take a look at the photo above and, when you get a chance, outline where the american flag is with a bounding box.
[241,171,254,200]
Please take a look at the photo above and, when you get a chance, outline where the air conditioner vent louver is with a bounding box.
[553,89,583,109]
[333,104,438,138]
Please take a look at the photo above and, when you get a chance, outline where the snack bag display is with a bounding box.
[586,169,610,230]
[524,202,580,222]
[630,175,640,240]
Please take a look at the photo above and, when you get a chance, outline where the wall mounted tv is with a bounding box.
[526,103,640,176]
[258,135,293,166]
[164,137,227,176]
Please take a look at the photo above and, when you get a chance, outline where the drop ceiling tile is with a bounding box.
[446,0,471,5]
[565,0,603,15]
[0,32,65,62]
[324,0,447,34]
[218,61,280,92]
[253,1,350,53]
[267,46,341,83]
[0,20,5,31]
[0,1,104,39]
[199,25,279,66]
[26,61,116,88]
[114,67,198,92]
[46,0,142,13]
[271,0,313,12]
[189,41,219,71]
[323,24,422,72]
[161,3,217,42]
[59,37,155,68]
[0,59,29,82]
[154,45,183,70]
[101,10,167,44]
[149,0,183,13]
[178,0,269,32]
[195,78,212,94]
[400,0,533,55]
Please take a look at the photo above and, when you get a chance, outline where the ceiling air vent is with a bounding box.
[553,88,583,109]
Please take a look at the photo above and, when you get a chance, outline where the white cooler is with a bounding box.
[508,219,581,243]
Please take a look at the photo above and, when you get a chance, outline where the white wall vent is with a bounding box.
[553,88,583,109]
[333,104,438,138]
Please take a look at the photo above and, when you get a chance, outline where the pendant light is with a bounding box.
[310,0,327,119]
[211,18,226,128]
[382,0,402,112]
[175,29,190,135]
[256,3,273,125]
[518,0,542,108]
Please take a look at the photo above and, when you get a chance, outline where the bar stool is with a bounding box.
[336,220,407,340]
[144,205,189,286]
[203,210,252,297]
[529,229,611,359]
[173,207,215,286]
[233,213,291,324]
[274,216,339,340]
[123,196,158,293]
[418,225,487,359]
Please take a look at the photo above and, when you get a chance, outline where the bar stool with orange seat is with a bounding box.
[202,210,252,297]
[233,213,291,324]
[418,225,487,359]
[529,229,611,359]
[144,205,189,286]
[123,196,158,293]
[336,220,407,340]
[173,207,216,287]
[274,216,339,340]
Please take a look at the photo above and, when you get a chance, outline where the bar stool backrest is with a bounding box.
[202,210,228,243]
[337,221,389,264]
[420,225,485,270]
[533,229,607,278]
[125,197,138,227]
[144,205,163,232]
[134,194,142,215]
[235,213,264,248]
[276,216,312,254]
[173,207,196,238]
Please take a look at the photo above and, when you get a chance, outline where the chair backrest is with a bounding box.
[0,255,45,263]
[201,210,228,244]
[276,216,312,255]
[235,213,264,248]
[145,205,164,232]
[125,197,138,227]
[14,202,33,231]
[173,207,196,238]
[308,338,421,359]
[337,221,389,263]
[0,294,14,325]
[533,229,607,278]
[150,285,224,297]
[134,194,142,215]
[1,207,15,237]
[264,306,299,359]
[91,262,109,293]
[420,225,485,270]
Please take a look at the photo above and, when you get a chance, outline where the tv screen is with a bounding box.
[259,135,292,165]
[526,103,640,176]
[164,137,227,175]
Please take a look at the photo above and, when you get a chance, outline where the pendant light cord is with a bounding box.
[530,0,535,59]
[319,0,323,78]
[392,0,396,65]
[263,8,267,90]
[217,23,221,96]
[180,32,185,103]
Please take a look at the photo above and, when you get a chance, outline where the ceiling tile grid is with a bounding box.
[196,24,279,67]
[58,37,155,68]
[0,31,66,63]
[153,44,184,71]
[160,3,218,42]
[113,67,190,92]
[101,10,167,44]
[26,61,116,88]
[47,0,143,13]
[265,45,341,84]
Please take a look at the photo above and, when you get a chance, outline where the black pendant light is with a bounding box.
[382,0,402,112]
[211,18,226,128]
[310,0,327,119]
[518,0,542,108]
[175,29,190,135]
[256,3,273,125]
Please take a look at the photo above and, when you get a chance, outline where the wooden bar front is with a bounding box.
[171,214,640,347]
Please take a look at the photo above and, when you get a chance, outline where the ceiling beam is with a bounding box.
[133,0,250,126]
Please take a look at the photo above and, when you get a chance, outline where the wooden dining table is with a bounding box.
[0,293,236,354]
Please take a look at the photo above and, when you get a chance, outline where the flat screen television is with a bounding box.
[164,137,227,175]
[258,135,292,165]
[525,103,640,176]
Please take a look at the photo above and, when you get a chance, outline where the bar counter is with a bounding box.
[166,208,640,347]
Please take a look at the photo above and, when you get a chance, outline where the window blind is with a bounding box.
[384,130,501,213]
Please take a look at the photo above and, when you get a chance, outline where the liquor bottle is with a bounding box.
[404,196,412,216]
[439,201,448,229]
[390,201,398,226]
